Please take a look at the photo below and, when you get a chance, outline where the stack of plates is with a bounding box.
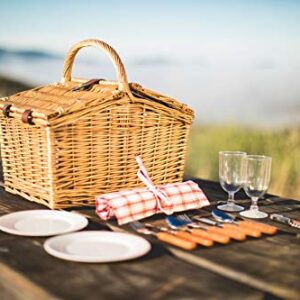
[0,210,151,262]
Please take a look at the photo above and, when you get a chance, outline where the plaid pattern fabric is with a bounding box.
[96,180,210,225]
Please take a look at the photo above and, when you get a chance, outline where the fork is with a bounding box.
[129,221,197,250]
[166,215,230,244]
[210,210,262,238]
[177,214,246,241]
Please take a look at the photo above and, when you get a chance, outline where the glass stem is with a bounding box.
[228,192,235,205]
[250,197,259,211]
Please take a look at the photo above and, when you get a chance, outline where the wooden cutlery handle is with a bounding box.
[223,224,262,238]
[175,231,214,247]
[156,232,197,250]
[239,221,277,235]
[208,226,246,241]
[190,228,230,244]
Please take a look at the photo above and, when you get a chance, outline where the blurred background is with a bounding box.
[0,0,299,199]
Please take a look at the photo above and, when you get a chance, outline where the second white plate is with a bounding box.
[44,231,151,263]
[0,210,88,236]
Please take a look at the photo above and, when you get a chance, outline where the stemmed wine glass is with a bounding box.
[218,151,246,212]
[240,155,272,219]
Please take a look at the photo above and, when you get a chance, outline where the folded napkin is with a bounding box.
[96,156,210,225]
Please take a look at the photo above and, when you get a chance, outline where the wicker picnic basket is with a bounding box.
[0,39,194,209]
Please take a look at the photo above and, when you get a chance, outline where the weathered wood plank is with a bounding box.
[184,234,300,299]
[0,185,263,300]
[0,223,261,300]
[0,177,299,299]
[184,178,300,299]
[0,262,58,300]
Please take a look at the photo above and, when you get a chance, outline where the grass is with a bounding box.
[186,125,300,200]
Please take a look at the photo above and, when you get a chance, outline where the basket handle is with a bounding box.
[61,39,131,94]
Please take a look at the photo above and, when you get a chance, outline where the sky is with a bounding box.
[0,0,300,127]
[1,0,300,64]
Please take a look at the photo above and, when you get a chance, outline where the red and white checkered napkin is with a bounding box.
[96,156,210,225]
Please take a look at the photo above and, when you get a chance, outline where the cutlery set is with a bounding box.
[130,220,197,250]
[130,210,278,251]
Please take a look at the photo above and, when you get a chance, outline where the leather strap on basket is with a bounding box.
[2,104,12,117]
[22,109,34,125]
[71,78,104,92]
[61,39,132,96]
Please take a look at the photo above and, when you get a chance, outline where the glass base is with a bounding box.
[217,203,244,212]
[240,209,268,219]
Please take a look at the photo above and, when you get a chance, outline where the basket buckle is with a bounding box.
[2,104,12,118]
[22,109,34,125]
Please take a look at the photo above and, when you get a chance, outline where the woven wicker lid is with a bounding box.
[0,39,194,126]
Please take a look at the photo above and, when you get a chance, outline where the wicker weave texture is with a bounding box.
[0,39,194,209]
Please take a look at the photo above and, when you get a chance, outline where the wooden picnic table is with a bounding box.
[0,176,299,300]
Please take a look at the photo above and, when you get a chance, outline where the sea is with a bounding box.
[0,50,299,128]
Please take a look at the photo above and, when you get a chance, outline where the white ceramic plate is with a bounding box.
[0,210,88,236]
[44,231,151,263]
